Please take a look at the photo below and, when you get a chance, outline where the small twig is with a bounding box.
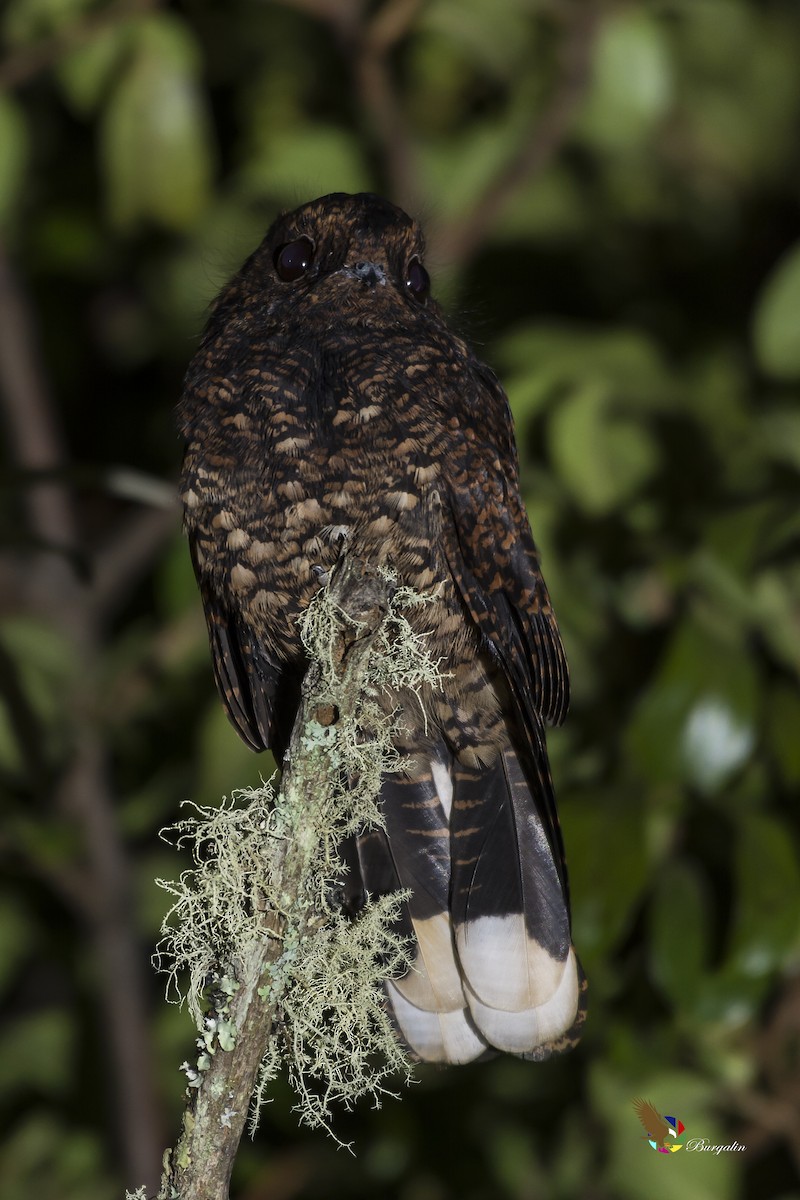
[59,731,166,1183]
[0,0,160,92]
[367,0,424,52]
[432,0,602,266]
[346,0,424,208]
[92,501,180,625]
[0,242,76,577]
[0,827,98,920]
[729,975,800,1171]
[273,0,363,30]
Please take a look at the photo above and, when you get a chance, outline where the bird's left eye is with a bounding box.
[405,258,430,302]
[274,237,315,282]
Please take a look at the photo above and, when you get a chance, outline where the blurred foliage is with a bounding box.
[1,0,800,1198]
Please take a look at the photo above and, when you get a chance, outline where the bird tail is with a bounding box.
[347,746,586,1064]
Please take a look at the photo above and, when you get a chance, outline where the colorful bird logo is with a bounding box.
[633,1098,686,1152]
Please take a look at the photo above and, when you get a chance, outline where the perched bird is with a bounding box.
[178,192,586,1064]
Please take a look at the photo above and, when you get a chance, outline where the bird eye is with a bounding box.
[274,237,315,282]
[405,257,430,302]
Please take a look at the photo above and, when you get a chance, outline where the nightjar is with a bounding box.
[178,192,586,1063]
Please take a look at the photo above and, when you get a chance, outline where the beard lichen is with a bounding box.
[154,571,443,1142]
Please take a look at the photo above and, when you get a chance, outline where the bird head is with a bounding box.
[225,192,439,328]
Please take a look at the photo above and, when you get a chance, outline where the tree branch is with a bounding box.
[155,555,420,1199]
[92,500,180,625]
[431,0,602,267]
[279,0,423,208]
[59,730,166,1185]
[0,241,165,1193]
[729,976,800,1171]
[0,241,77,579]
[351,0,424,209]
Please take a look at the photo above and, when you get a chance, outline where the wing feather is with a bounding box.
[440,494,570,900]
[188,536,299,759]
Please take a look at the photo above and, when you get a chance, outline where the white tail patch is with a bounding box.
[464,948,580,1054]
[393,912,464,1011]
[456,914,568,1010]
[385,982,488,1064]
[430,758,453,821]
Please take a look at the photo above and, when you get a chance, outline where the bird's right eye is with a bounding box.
[274,237,315,282]
[405,257,430,303]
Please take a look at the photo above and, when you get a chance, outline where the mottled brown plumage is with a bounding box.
[178,192,586,1063]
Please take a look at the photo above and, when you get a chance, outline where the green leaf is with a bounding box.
[30,209,108,276]
[57,20,131,115]
[419,119,523,223]
[498,164,588,242]
[752,240,800,379]
[565,791,648,973]
[626,618,758,794]
[580,11,674,150]
[1,1113,112,1200]
[701,501,777,580]
[0,1010,73,1097]
[760,406,800,472]
[728,812,800,977]
[0,897,35,994]
[676,0,755,72]
[678,4,800,184]
[238,126,371,205]
[0,618,76,773]
[2,0,92,45]
[690,964,767,1028]
[680,696,755,794]
[100,14,215,231]
[500,325,671,432]
[0,94,28,230]
[649,859,711,1009]
[547,381,658,514]
[766,683,800,786]
[752,567,800,674]
[420,0,540,80]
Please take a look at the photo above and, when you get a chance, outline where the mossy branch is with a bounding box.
[145,554,440,1200]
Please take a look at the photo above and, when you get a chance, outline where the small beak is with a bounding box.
[344,261,387,287]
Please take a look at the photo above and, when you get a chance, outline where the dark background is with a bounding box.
[1,1,799,1197]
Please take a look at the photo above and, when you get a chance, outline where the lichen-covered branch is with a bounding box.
[151,555,439,1200]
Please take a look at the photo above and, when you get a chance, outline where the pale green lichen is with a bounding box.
[252,888,411,1144]
[296,579,445,815]
[154,790,281,1031]
[154,573,441,1140]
